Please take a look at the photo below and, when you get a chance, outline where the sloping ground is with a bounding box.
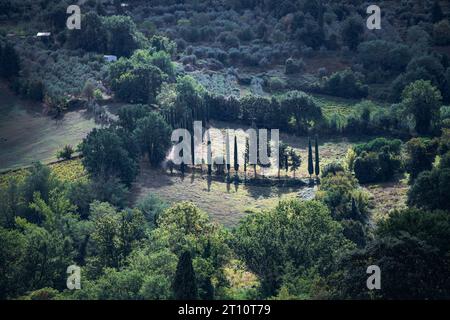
[131,162,310,228]
[364,180,409,223]
[0,83,99,172]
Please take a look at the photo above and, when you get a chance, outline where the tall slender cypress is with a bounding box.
[225,131,231,173]
[173,251,198,300]
[234,136,239,172]
[308,138,314,178]
[315,136,320,177]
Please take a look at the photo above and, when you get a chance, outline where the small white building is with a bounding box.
[36,32,51,37]
[103,55,118,63]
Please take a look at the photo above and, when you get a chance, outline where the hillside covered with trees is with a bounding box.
[1,0,450,300]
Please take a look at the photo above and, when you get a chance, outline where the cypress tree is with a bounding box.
[234,136,239,172]
[308,138,314,178]
[351,197,360,221]
[200,241,214,300]
[225,131,231,173]
[315,136,320,177]
[173,251,198,300]
[285,153,289,176]
[200,278,214,300]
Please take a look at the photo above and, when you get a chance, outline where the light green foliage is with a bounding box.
[109,49,170,104]
[233,199,353,298]
[90,201,146,269]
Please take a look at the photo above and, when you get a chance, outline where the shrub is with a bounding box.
[321,69,368,99]
[353,138,402,183]
[57,145,75,160]
[285,58,305,75]
[216,32,240,49]
[321,162,345,178]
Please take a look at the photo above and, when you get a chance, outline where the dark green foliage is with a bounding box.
[334,208,450,299]
[341,219,366,248]
[279,91,323,135]
[321,162,344,178]
[149,35,177,56]
[117,104,152,132]
[114,64,165,104]
[354,150,401,184]
[133,112,172,167]
[402,80,442,134]
[90,202,146,269]
[405,138,438,181]
[391,55,447,103]
[358,40,411,74]
[334,233,450,299]
[408,166,450,211]
[317,170,367,221]
[103,15,142,57]
[314,137,320,177]
[234,136,239,172]
[136,194,168,229]
[80,128,139,186]
[319,69,368,99]
[68,12,108,53]
[431,0,444,23]
[308,138,314,177]
[22,162,54,205]
[173,251,198,300]
[0,42,20,79]
[341,15,364,51]
[289,149,301,177]
[353,138,402,155]
[353,138,402,184]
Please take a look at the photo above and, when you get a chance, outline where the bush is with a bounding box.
[321,69,368,99]
[57,145,75,160]
[358,40,411,73]
[408,165,450,211]
[216,32,240,49]
[321,162,345,178]
[285,58,305,75]
[353,138,402,183]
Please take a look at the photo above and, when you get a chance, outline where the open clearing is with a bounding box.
[132,163,315,228]
[0,82,99,172]
[0,88,407,226]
